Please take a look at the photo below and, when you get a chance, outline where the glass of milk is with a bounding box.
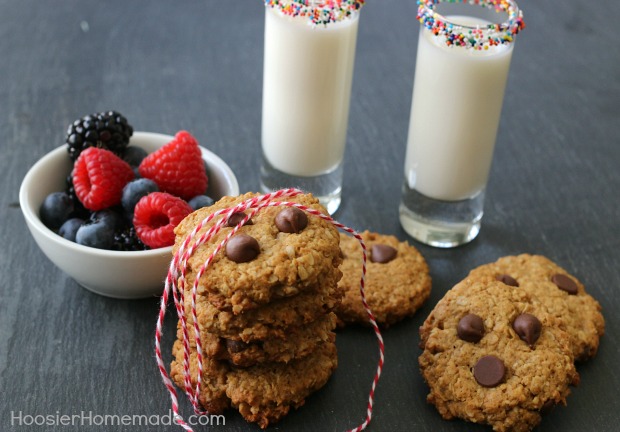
[399,0,525,247]
[260,1,362,215]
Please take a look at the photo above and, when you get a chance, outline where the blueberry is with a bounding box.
[91,208,123,230]
[40,192,74,230]
[188,195,214,210]
[76,209,122,249]
[122,146,148,167]
[58,218,84,242]
[121,178,159,219]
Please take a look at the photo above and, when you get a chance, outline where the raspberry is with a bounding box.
[133,192,193,249]
[73,147,135,211]
[138,131,208,200]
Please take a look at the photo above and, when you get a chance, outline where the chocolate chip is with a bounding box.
[370,244,397,263]
[551,273,578,295]
[495,274,519,287]
[457,314,485,343]
[512,313,542,347]
[275,207,308,233]
[225,339,249,354]
[225,234,260,263]
[226,212,253,227]
[473,355,506,388]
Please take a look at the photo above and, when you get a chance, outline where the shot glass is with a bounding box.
[399,0,525,247]
[260,1,364,215]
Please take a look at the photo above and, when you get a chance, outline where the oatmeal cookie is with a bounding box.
[419,279,579,432]
[467,254,605,361]
[226,340,337,428]
[173,192,342,314]
[336,231,431,327]
[170,337,337,429]
[180,274,342,342]
[170,339,230,414]
[177,313,337,367]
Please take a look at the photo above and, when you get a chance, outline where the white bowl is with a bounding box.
[19,131,239,299]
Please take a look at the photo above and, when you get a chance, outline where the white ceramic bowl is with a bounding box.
[19,131,239,299]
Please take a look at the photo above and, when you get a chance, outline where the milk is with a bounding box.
[261,7,359,177]
[404,16,514,201]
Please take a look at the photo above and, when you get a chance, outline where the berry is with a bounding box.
[40,192,74,230]
[73,147,135,211]
[121,178,159,219]
[65,174,90,219]
[122,146,148,167]
[75,209,122,249]
[138,131,208,200]
[113,226,148,251]
[133,192,193,249]
[188,194,214,210]
[66,110,133,161]
[58,218,85,242]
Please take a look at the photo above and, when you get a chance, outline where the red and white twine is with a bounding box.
[154,188,385,431]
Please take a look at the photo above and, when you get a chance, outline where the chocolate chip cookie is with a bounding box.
[336,231,431,327]
[170,191,343,427]
[173,192,342,314]
[467,254,605,361]
[419,279,579,432]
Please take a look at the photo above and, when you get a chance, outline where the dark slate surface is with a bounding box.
[1,0,619,431]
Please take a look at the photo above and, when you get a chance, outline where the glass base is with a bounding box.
[399,182,483,248]
[259,156,342,215]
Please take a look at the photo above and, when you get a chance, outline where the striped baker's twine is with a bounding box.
[154,188,385,431]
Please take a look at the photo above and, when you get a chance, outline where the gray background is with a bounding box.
[1,0,619,431]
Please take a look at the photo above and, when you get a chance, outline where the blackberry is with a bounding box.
[113,226,149,251]
[66,110,134,161]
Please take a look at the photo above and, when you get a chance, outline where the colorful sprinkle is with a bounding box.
[417,0,525,50]
[264,0,365,26]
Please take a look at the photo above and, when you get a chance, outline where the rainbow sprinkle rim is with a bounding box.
[264,0,365,26]
[418,0,525,50]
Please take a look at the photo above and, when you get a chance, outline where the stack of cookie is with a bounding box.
[169,192,343,428]
[418,254,605,432]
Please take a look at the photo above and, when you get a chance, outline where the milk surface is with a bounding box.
[262,7,359,177]
[404,15,514,201]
